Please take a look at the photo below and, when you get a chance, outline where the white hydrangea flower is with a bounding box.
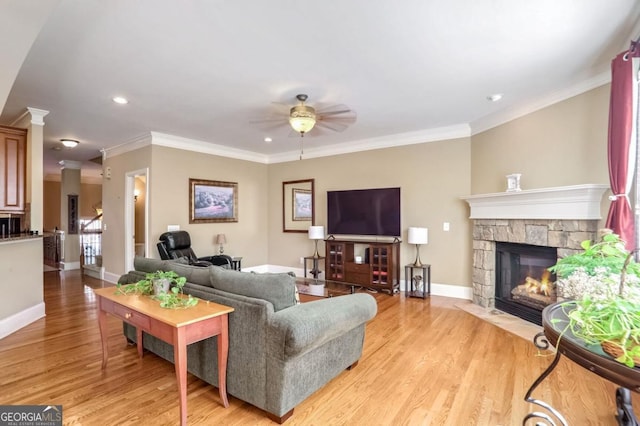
[557,266,640,301]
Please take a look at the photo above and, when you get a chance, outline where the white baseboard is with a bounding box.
[247,265,472,300]
[83,265,104,280]
[61,261,81,271]
[0,302,46,340]
[430,282,473,300]
[102,271,120,284]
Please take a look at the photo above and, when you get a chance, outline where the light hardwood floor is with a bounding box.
[0,270,638,425]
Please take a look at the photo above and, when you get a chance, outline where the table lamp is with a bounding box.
[408,227,428,267]
[308,226,325,258]
[215,233,227,254]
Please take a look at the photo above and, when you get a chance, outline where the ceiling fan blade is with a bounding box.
[315,103,352,114]
[318,113,357,124]
[249,116,287,124]
[315,120,349,132]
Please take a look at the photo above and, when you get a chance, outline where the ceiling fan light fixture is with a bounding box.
[61,139,79,148]
[289,105,316,134]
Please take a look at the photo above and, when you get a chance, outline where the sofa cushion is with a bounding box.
[209,267,297,311]
[133,256,171,273]
[117,270,147,284]
[163,262,214,287]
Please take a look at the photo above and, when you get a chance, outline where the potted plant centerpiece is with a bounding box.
[116,270,198,309]
[549,230,640,367]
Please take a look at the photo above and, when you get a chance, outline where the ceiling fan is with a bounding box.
[252,94,357,138]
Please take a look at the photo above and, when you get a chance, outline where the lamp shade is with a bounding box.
[308,226,324,240]
[215,234,227,244]
[408,227,428,245]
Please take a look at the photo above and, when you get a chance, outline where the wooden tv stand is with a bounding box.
[325,238,400,294]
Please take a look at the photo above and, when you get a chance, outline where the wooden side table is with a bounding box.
[94,287,234,426]
[304,256,325,279]
[404,264,431,299]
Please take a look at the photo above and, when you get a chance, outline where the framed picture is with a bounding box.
[189,178,238,223]
[68,194,78,234]
[282,179,314,232]
[292,188,312,221]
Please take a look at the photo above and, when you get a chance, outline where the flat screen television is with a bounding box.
[327,187,401,237]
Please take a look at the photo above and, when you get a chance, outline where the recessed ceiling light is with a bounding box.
[61,139,79,148]
[487,94,503,102]
[264,137,272,143]
[112,96,128,104]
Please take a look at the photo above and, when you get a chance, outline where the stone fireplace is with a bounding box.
[462,184,608,324]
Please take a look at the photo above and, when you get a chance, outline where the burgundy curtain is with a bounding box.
[605,42,639,249]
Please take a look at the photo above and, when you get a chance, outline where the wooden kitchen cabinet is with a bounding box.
[0,125,27,212]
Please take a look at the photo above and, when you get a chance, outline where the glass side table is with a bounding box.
[404,264,431,299]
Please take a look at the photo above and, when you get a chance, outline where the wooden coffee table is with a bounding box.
[94,287,234,426]
[296,277,360,300]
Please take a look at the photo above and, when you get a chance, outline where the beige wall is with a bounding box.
[103,145,269,276]
[268,138,473,288]
[0,239,43,322]
[149,146,269,267]
[102,146,151,275]
[43,181,103,230]
[471,85,610,193]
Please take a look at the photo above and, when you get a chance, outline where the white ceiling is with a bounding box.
[1,0,639,180]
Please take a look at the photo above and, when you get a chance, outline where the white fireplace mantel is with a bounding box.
[460,184,609,220]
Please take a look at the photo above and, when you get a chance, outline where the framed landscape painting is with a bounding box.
[282,178,314,232]
[189,178,238,223]
[292,188,312,221]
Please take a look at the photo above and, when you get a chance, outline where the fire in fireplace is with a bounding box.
[495,242,557,325]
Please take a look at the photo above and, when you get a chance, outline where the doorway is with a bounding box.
[125,168,148,272]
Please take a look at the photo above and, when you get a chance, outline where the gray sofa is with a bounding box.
[117,257,377,423]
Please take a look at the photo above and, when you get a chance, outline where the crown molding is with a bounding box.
[10,107,50,127]
[267,124,471,164]
[26,107,50,126]
[470,71,610,135]
[101,133,152,159]
[150,132,269,163]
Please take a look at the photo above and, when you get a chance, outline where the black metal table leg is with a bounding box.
[523,332,569,426]
[616,387,639,426]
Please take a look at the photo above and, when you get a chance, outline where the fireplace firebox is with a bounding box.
[495,242,557,325]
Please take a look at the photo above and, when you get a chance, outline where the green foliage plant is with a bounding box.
[551,232,640,367]
[563,293,640,367]
[116,270,198,309]
[549,232,640,279]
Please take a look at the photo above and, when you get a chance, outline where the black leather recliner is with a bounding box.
[157,231,232,268]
